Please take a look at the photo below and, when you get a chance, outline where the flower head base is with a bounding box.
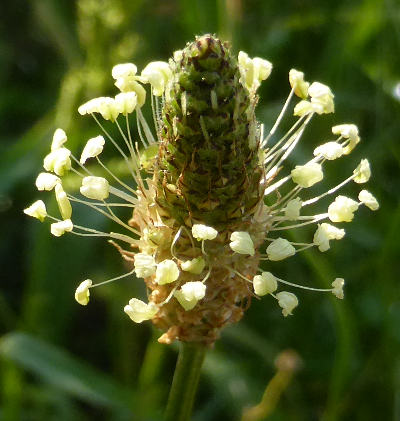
[25,34,377,345]
[24,200,47,222]
[75,279,92,305]
[124,299,158,323]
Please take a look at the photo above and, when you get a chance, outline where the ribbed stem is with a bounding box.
[164,342,207,421]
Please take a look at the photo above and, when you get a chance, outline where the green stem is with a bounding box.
[164,341,207,421]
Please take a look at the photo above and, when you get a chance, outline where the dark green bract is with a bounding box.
[156,34,263,229]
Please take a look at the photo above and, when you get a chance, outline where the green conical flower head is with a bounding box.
[156,34,263,229]
[26,33,375,346]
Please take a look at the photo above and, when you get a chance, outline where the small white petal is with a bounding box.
[134,253,156,278]
[266,238,296,261]
[112,63,138,80]
[35,172,61,191]
[174,281,206,311]
[175,282,206,311]
[78,99,96,115]
[332,124,359,140]
[173,50,183,62]
[180,282,207,301]
[43,147,71,176]
[80,176,110,200]
[114,79,146,106]
[141,61,172,96]
[253,272,278,296]
[328,196,359,222]
[192,224,218,241]
[313,141,344,160]
[353,159,371,184]
[124,298,158,323]
[294,100,314,116]
[55,184,72,220]
[181,257,206,275]
[308,82,334,114]
[289,69,309,99]
[238,51,272,91]
[51,128,67,151]
[229,231,255,256]
[253,57,273,81]
[78,97,119,121]
[155,260,180,285]
[358,190,379,211]
[98,97,119,121]
[291,162,323,188]
[50,219,73,237]
[75,279,92,305]
[276,291,298,317]
[24,200,47,222]
[114,92,137,115]
[308,82,332,98]
[331,278,345,299]
[332,124,360,155]
[78,97,105,115]
[80,135,105,164]
[238,51,254,90]
[284,197,302,220]
[313,223,345,252]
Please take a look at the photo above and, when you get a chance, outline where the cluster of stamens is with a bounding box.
[24,42,379,340]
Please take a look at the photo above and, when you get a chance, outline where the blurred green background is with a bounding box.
[1,0,399,420]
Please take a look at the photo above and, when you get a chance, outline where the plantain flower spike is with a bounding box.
[24,34,378,345]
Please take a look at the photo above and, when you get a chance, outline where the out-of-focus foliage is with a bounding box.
[1,0,399,420]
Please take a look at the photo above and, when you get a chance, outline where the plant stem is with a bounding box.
[164,341,207,421]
